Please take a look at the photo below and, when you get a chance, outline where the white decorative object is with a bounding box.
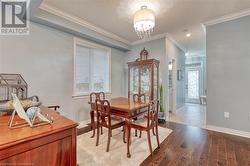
[134,6,155,39]
[8,94,52,128]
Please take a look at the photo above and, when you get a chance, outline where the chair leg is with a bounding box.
[123,126,126,143]
[147,130,153,155]
[90,111,95,138]
[106,129,111,152]
[155,124,160,148]
[152,126,156,136]
[96,121,100,146]
[101,126,103,135]
[139,131,142,138]
[90,111,93,130]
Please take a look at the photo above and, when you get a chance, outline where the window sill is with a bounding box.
[72,92,112,99]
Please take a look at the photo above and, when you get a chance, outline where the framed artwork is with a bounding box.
[177,70,183,81]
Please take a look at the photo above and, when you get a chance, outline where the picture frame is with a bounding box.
[177,70,183,81]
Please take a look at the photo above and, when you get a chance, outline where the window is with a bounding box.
[74,38,111,96]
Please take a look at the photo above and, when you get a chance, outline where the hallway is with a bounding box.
[168,103,206,128]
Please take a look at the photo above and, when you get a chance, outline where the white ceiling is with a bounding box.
[43,0,250,55]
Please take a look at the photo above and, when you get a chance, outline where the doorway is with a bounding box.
[168,58,206,128]
[185,65,201,103]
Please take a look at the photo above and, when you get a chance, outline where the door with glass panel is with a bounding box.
[185,67,200,103]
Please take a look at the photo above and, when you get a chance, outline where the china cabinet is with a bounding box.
[127,59,159,102]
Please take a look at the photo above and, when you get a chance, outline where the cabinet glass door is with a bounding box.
[140,65,151,101]
[129,66,139,98]
[153,64,158,100]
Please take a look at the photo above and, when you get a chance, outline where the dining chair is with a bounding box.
[89,92,105,138]
[95,99,126,152]
[130,100,160,155]
[132,93,146,137]
[133,93,146,103]
[133,94,158,138]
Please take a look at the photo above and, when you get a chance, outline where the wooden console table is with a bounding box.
[0,106,78,166]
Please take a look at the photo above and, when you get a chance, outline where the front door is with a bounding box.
[185,66,200,103]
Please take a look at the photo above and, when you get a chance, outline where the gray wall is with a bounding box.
[0,22,186,122]
[206,16,250,132]
[0,22,126,122]
[166,38,186,109]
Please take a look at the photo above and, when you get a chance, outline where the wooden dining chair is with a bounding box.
[130,100,160,155]
[95,99,126,152]
[133,94,157,138]
[132,93,146,137]
[133,93,146,103]
[89,92,105,138]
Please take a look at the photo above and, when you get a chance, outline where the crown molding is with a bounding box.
[201,23,206,35]
[166,33,187,53]
[131,33,186,53]
[203,8,250,27]
[39,3,187,52]
[39,3,130,45]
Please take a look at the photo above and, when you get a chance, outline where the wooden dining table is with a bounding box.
[90,97,149,158]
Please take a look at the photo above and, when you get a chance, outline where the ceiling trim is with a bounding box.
[39,3,130,45]
[131,33,186,53]
[29,0,43,18]
[166,33,187,53]
[203,8,250,26]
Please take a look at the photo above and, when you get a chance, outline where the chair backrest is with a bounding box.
[90,92,105,109]
[146,100,159,128]
[90,92,105,102]
[95,99,111,127]
[133,93,146,103]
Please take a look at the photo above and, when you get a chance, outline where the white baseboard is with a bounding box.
[206,125,250,138]
[77,119,91,129]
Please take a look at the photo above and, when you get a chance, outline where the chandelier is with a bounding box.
[133,6,155,39]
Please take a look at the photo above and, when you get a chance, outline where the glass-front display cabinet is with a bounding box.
[127,59,159,102]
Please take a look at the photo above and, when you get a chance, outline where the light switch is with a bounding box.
[224,112,230,119]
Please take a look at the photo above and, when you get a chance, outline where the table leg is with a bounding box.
[126,118,131,158]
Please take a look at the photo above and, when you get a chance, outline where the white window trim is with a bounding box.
[73,37,112,98]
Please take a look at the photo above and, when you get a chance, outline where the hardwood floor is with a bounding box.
[169,104,206,128]
[77,122,250,166]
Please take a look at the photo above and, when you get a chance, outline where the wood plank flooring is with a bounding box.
[77,122,250,166]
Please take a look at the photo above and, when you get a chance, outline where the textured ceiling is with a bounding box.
[43,0,250,55]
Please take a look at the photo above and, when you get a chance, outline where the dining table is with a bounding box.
[89,97,149,158]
